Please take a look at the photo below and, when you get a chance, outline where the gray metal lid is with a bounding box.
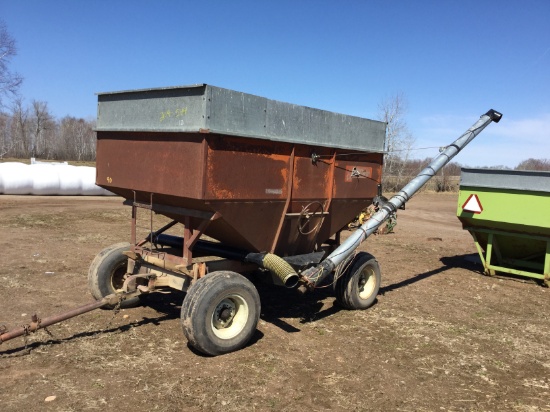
[96,84,387,153]
[460,168,550,193]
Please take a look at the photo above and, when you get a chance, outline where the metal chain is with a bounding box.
[0,325,32,359]
[32,316,55,341]
[42,326,55,339]
[102,297,123,333]
[78,295,124,342]
[22,325,30,353]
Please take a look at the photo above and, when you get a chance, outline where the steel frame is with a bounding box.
[468,227,550,285]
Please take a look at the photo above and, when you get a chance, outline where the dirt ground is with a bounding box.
[1,193,549,412]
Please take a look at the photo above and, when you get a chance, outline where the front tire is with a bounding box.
[181,271,260,356]
[88,242,142,309]
[334,252,381,310]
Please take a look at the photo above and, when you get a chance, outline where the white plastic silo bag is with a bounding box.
[31,164,61,195]
[58,165,83,195]
[78,166,104,195]
[1,162,33,195]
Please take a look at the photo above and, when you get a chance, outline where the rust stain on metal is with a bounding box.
[205,135,290,200]
[96,130,383,254]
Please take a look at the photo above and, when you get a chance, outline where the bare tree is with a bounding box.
[0,21,23,108]
[59,116,96,160]
[30,100,55,158]
[377,92,416,190]
[443,162,462,176]
[0,111,13,158]
[10,97,30,157]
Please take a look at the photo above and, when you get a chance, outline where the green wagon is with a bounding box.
[457,168,550,285]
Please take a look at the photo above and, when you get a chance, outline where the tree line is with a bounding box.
[389,156,550,178]
[0,99,96,161]
[382,156,550,192]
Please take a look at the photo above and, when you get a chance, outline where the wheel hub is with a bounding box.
[219,308,232,322]
[358,275,367,291]
[213,299,236,329]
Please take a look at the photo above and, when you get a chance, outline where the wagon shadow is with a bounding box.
[379,253,482,295]
[142,290,185,314]
[444,253,543,285]
[143,285,340,346]
[255,280,342,332]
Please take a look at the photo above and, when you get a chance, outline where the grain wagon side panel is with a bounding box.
[96,131,205,201]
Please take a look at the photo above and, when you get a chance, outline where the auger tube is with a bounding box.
[298,109,502,291]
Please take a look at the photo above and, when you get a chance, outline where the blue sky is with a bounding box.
[2,1,549,167]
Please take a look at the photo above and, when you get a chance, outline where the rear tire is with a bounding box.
[181,271,260,356]
[334,252,381,310]
[88,242,142,309]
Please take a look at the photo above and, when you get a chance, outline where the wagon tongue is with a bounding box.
[298,109,503,293]
[0,292,134,345]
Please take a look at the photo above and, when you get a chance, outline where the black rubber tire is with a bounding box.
[334,252,381,310]
[181,271,260,356]
[88,242,141,309]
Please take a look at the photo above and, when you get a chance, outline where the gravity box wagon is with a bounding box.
[0,84,501,355]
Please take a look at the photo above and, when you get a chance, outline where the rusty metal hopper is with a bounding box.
[95,84,386,256]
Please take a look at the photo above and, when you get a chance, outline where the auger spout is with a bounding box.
[298,109,502,292]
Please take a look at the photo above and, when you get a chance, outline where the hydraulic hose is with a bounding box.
[245,253,300,288]
[154,234,300,288]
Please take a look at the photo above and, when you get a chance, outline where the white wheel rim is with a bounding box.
[211,294,249,340]
[358,267,377,300]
